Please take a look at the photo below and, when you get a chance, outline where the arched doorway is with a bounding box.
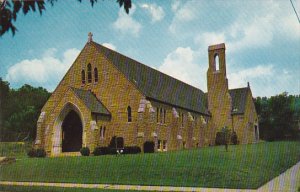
[62,110,83,152]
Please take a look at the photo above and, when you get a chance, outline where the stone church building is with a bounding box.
[35,33,259,156]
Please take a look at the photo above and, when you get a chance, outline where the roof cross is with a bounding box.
[88,32,93,43]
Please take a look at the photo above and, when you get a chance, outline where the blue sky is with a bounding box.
[0,0,299,97]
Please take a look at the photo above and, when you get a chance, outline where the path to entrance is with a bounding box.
[1,161,299,192]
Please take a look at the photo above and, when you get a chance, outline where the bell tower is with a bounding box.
[207,43,232,139]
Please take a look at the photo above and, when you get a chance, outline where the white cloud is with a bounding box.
[171,1,181,12]
[102,43,116,51]
[194,32,226,48]
[113,4,141,37]
[159,47,206,90]
[169,1,199,33]
[228,65,274,89]
[140,3,165,23]
[5,48,80,91]
[227,65,298,97]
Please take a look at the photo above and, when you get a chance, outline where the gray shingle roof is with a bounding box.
[70,87,111,115]
[229,88,249,114]
[92,42,209,115]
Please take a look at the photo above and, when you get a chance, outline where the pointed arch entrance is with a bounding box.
[62,110,83,152]
[52,102,85,156]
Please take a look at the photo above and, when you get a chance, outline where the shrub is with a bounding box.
[27,148,46,158]
[93,147,102,156]
[124,146,141,154]
[93,147,111,156]
[215,132,225,145]
[27,148,36,157]
[143,141,155,153]
[36,148,46,157]
[231,131,238,145]
[80,147,90,156]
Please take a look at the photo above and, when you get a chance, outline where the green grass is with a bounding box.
[0,185,151,192]
[0,141,299,189]
[0,142,31,158]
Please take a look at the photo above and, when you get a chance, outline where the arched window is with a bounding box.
[94,67,98,83]
[87,63,92,83]
[127,106,132,122]
[160,108,163,123]
[163,109,166,123]
[81,70,85,84]
[157,108,159,123]
[214,54,220,71]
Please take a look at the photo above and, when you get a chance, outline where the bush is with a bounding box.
[36,148,46,157]
[80,147,90,156]
[27,148,46,158]
[124,146,141,154]
[93,147,111,156]
[231,131,238,145]
[143,141,155,153]
[93,147,102,156]
[215,132,225,145]
[27,148,36,157]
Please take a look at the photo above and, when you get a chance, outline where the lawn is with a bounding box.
[0,142,31,158]
[0,141,299,189]
[0,185,152,192]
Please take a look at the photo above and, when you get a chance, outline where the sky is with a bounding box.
[0,0,299,97]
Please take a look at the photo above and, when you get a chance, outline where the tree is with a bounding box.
[221,126,231,152]
[254,93,300,141]
[0,78,10,134]
[0,80,51,142]
[0,0,132,36]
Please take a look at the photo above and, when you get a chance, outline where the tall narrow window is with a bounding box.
[157,108,159,123]
[163,140,167,151]
[100,126,103,139]
[163,109,166,124]
[127,106,132,122]
[158,140,162,151]
[214,54,220,71]
[181,113,184,127]
[81,70,85,84]
[160,108,163,123]
[94,67,98,83]
[103,126,106,138]
[87,63,92,83]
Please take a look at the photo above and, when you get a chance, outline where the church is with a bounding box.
[35,33,259,156]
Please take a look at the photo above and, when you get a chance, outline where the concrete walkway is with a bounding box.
[257,161,300,192]
[0,162,299,192]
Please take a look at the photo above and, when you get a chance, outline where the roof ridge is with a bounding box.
[92,41,206,95]
[229,87,248,91]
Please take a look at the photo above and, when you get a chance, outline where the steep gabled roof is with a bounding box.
[91,42,209,115]
[70,87,111,115]
[229,87,249,115]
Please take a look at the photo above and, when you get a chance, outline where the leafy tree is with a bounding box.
[0,78,10,133]
[221,126,231,151]
[0,79,51,141]
[0,0,132,36]
[254,93,300,141]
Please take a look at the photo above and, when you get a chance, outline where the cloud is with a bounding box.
[171,1,181,12]
[140,3,165,23]
[5,48,80,91]
[158,47,207,90]
[194,32,226,48]
[113,4,141,37]
[169,1,202,33]
[102,43,116,51]
[227,65,299,97]
[228,65,274,89]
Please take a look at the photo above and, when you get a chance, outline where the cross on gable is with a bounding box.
[88,32,93,43]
